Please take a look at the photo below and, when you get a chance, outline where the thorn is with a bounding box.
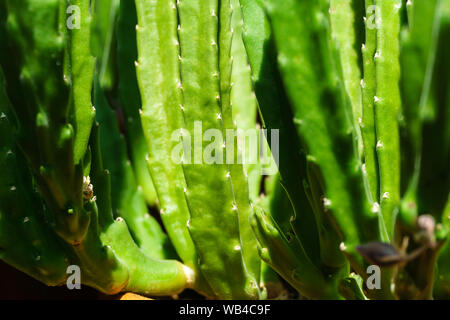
[376,140,383,149]
[0,112,6,119]
[374,96,380,103]
[323,197,332,209]
[178,25,181,31]
[174,40,179,46]
[178,55,182,61]
[186,219,190,227]
[339,242,347,251]
[23,217,30,223]
[232,204,238,211]
[183,187,187,193]
[134,60,139,67]
[211,40,217,46]
[217,113,222,120]
[261,248,269,256]
[179,104,184,111]
[362,163,367,174]
[135,25,139,31]
[382,192,390,199]
[226,171,231,178]
[116,217,124,222]
[417,215,435,236]
[371,202,380,213]
[35,255,41,261]
[360,79,365,88]
[374,51,381,59]
[212,72,218,78]
[211,9,216,17]
[10,186,16,191]
[234,245,241,251]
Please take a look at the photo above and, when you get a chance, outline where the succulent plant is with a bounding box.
[240,0,450,299]
[0,0,448,301]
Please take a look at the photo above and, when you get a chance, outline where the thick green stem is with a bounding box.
[374,0,402,239]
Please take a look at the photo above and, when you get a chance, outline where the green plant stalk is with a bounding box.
[116,0,158,207]
[134,0,212,297]
[90,0,119,91]
[176,0,260,299]
[94,75,171,260]
[250,207,342,299]
[399,0,439,222]
[329,0,364,161]
[229,3,282,297]
[260,173,343,298]
[374,0,402,239]
[68,0,97,164]
[417,1,450,219]
[406,0,450,224]
[239,0,322,268]
[230,0,261,202]
[361,0,381,209]
[88,118,190,295]
[338,273,367,300]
